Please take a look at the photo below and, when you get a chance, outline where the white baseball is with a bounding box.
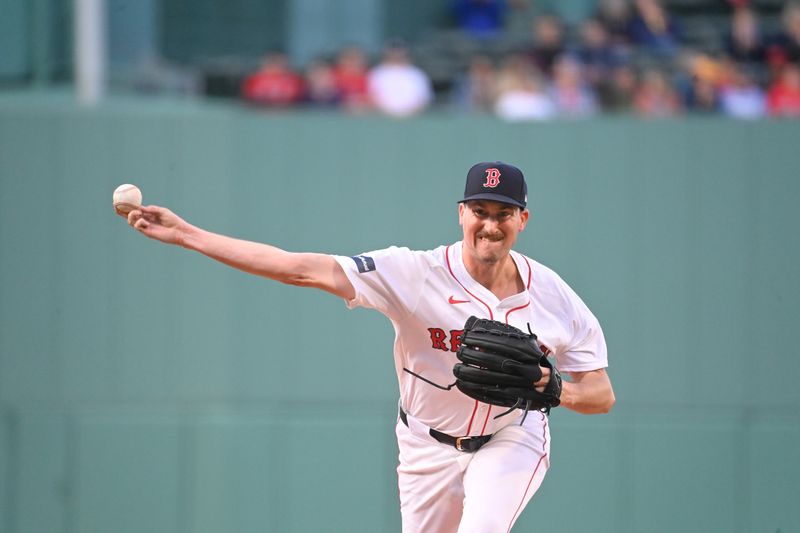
[113,184,142,215]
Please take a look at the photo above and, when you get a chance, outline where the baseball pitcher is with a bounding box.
[124,161,615,532]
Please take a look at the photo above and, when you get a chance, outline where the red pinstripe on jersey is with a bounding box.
[506,412,549,532]
[446,244,492,434]
[498,256,533,436]
[507,255,548,530]
[505,258,543,530]
[444,244,494,320]
[447,245,536,436]
[465,402,480,436]
[479,406,493,435]
[505,255,532,322]
[497,255,531,435]
[523,255,532,289]
[504,302,530,323]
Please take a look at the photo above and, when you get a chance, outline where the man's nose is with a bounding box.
[483,217,500,230]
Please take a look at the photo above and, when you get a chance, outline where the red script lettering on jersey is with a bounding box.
[428,328,465,352]
[483,168,501,188]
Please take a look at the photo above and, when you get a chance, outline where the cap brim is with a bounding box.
[459,193,526,209]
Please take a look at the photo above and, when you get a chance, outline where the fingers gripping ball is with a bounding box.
[453,316,562,419]
[113,184,142,216]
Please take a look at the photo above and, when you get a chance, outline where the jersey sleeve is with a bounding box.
[555,280,609,373]
[333,246,429,321]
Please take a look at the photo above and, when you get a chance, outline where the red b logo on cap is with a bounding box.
[483,168,501,188]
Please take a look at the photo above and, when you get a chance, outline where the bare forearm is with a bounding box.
[128,206,353,298]
[559,369,615,414]
[181,225,306,283]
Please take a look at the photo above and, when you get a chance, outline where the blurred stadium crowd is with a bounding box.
[231,0,800,119]
[123,0,800,120]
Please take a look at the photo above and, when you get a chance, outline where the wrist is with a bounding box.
[559,380,576,410]
[178,223,201,249]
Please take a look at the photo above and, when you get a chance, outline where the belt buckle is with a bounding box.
[455,437,466,451]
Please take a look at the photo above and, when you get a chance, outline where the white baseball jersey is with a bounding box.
[335,240,608,532]
[335,240,608,437]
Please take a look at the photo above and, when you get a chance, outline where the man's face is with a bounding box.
[459,200,529,265]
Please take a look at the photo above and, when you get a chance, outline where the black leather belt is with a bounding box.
[399,408,492,453]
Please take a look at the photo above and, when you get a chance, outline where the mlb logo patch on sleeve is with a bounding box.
[351,255,376,273]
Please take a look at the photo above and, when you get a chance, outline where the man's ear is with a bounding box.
[458,202,466,226]
[519,209,530,231]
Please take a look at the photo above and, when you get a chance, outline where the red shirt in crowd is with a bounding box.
[331,48,371,108]
[333,67,369,104]
[242,56,305,106]
[767,66,800,117]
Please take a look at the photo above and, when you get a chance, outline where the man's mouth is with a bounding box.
[477,234,504,242]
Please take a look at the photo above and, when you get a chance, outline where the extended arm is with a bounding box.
[126,205,355,300]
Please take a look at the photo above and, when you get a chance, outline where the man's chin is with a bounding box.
[477,254,501,265]
[475,243,506,263]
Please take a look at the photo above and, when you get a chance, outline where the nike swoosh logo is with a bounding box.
[448,295,470,305]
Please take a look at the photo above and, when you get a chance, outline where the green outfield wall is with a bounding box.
[1,96,798,532]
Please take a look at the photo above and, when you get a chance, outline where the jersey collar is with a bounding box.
[451,241,531,310]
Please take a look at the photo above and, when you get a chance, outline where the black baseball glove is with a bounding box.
[453,316,562,420]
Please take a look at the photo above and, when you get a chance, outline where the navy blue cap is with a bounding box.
[459,162,527,209]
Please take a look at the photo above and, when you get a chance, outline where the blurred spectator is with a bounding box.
[634,68,682,117]
[767,2,800,67]
[527,14,566,76]
[453,0,507,39]
[549,55,598,118]
[242,53,305,106]
[597,63,638,112]
[494,54,555,121]
[677,52,722,113]
[725,7,766,64]
[577,18,630,89]
[767,63,800,117]
[451,55,498,113]
[303,58,341,107]
[627,0,682,57]
[719,64,766,119]
[367,41,434,117]
[596,0,633,45]
[239,2,796,120]
[332,47,371,111]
